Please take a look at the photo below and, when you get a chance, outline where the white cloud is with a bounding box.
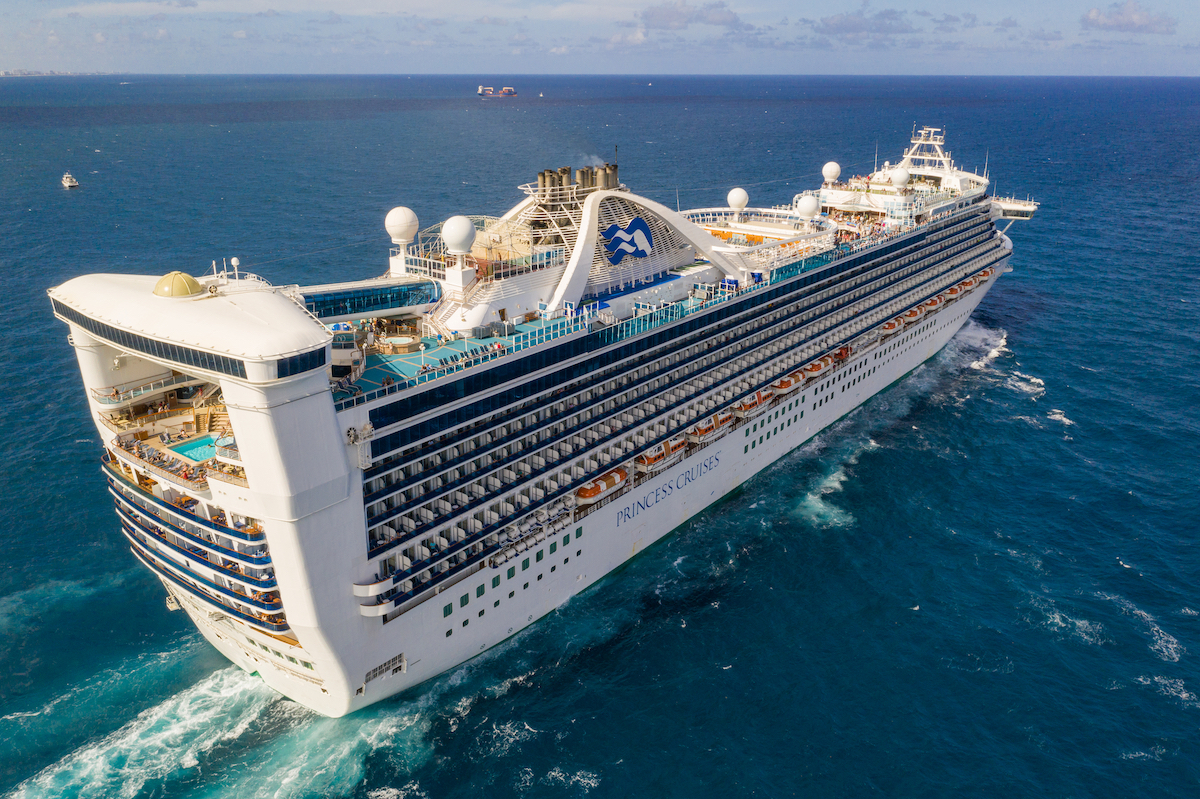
[231,29,247,38]
[640,1,749,31]
[1081,1,1176,34]
[549,45,569,54]
[93,31,107,42]
[810,7,915,39]
[608,28,647,48]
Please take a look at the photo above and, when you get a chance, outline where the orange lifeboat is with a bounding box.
[575,467,628,506]
[635,436,688,474]
[882,317,904,334]
[772,375,800,395]
[834,345,853,361]
[903,306,925,323]
[923,296,944,311]
[959,278,977,291]
[977,266,996,281]
[943,286,962,300]
[687,411,733,444]
[802,355,834,379]
[735,388,775,419]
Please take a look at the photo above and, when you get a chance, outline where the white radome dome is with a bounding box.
[385,206,419,245]
[795,195,820,220]
[822,161,841,183]
[727,187,749,211]
[891,168,910,188]
[441,215,477,255]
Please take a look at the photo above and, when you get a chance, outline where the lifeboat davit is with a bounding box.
[882,317,905,334]
[635,436,688,474]
[771,375,801,395]
[575,467,628,506]
[903,306,925,323]
[735,389,774,419]
[686,411,733,444]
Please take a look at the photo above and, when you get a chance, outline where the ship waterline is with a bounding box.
[50,127,1035,716]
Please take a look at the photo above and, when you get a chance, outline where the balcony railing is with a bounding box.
[116,507,277,589]
[104,457,266,544]
[110,442,208,491]
[215,436,240,461]
[207,465,249,488]
[130,547,290,633]
[92,373,200,405]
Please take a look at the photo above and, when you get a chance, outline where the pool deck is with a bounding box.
[336,317,564,400]
[330,291,715,405]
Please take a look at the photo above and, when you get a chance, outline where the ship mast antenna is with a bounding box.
[874,141,878,173]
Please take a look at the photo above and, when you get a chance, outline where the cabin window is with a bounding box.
[563,534,570,545]
[492,576,500,588]
[522,558,530,570]
[507,567,516,579]
[443,604,453,617]
[576,527,582,537]
[536,550,544,562]
[476,585,485,598]
[550,542,557,554]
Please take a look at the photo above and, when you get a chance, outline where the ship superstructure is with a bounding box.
[50,127,1036,716]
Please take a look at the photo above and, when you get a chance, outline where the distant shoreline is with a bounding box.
[0,71,120,78]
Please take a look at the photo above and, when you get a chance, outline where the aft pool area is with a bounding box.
[169,433,219,461]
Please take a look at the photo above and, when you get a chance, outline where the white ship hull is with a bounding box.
[172,270,1001,715]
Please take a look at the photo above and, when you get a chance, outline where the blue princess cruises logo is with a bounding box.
[602,217,653,265]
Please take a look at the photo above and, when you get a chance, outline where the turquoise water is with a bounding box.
[169,433,219,462]
[2,75,1199,798]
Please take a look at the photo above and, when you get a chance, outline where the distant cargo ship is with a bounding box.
[478,86,516,97]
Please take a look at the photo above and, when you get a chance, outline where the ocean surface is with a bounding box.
[1,75,1198,798]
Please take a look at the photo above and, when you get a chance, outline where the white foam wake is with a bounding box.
[1097,593,1185,662]
[11,668,280,799]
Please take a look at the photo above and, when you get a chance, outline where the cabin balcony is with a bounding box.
[114,502,275,586]
[128,540,289,634]
[103,454,265,543]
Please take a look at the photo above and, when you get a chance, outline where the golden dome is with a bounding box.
[152,271,203,298]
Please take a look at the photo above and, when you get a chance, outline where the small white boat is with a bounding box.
[62,172,79,188]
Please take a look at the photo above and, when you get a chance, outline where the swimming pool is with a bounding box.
[170,433,219,461]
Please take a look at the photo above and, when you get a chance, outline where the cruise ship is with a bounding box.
[50,127,1036,717]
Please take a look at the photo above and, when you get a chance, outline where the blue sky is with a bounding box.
[2,0,1197,75]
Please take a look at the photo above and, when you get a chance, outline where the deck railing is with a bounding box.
[338,202,986,413]
[92,373,199,405]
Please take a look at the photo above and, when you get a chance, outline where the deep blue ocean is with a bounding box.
[2,74,1199,798]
